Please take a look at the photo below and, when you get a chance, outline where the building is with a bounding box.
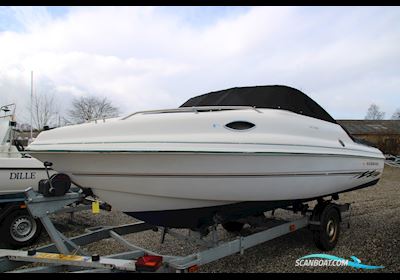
[337,120,400,155]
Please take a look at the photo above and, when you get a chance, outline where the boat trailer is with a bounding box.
[0,187,351,273]
[0,188,96,249]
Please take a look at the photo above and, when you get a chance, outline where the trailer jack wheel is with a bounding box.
[222,221,244,233]
[0,209,43,249]
[311,203,340,251]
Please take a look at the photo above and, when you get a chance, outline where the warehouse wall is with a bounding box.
[353,134,400,155]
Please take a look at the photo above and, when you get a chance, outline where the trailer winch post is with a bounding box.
[24,188,84,254]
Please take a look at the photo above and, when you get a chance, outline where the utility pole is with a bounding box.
[30,71,33,141]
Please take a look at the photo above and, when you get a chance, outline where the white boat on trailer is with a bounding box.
[0,104,90,248]
[0,104,49,248]
[26,85,384,232]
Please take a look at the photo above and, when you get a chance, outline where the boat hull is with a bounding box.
[29,151,383,228]
[0,158,49,195]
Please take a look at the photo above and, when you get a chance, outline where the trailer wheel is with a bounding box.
[222,221,244,232]
[312,204,340,251]
[0,209,42,248]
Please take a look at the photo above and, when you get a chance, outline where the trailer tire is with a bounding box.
[312,204,340,251]
[222,221,244,232]
[0,209,42,249]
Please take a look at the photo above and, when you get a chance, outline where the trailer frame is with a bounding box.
[0,187,351,273]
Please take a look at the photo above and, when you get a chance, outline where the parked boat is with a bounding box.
[26,86,385,230]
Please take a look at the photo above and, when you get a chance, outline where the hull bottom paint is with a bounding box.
[126,178,380,229]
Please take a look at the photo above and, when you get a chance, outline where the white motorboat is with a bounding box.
[0,104,50,195]
[26,86,385,230]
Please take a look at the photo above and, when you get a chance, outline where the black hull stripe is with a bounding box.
[72,171,374,178]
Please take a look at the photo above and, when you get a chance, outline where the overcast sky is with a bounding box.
[0,6,399,123]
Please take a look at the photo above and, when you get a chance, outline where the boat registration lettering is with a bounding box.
[365,162,379,166]
[9,171,36,180]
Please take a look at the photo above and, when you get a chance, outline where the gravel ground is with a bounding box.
[14,165,400,272]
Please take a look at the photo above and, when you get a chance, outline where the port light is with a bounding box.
[135,255,163,272]
[188,265,199,273]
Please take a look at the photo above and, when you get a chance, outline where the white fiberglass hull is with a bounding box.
[0,157,49,195]
[29,151,383,211]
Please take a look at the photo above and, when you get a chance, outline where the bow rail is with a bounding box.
[121,106,261,120]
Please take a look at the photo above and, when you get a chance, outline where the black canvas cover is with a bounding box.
[180,85,336,124]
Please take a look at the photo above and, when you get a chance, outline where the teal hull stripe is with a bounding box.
[29,140,378,155]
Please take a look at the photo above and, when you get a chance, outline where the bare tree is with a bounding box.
[365,104,385,120]
[29,93,59,130]
[68,96,120,124]
[392,108,400,120]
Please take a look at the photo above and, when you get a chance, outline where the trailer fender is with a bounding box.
[0,203,23,223]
